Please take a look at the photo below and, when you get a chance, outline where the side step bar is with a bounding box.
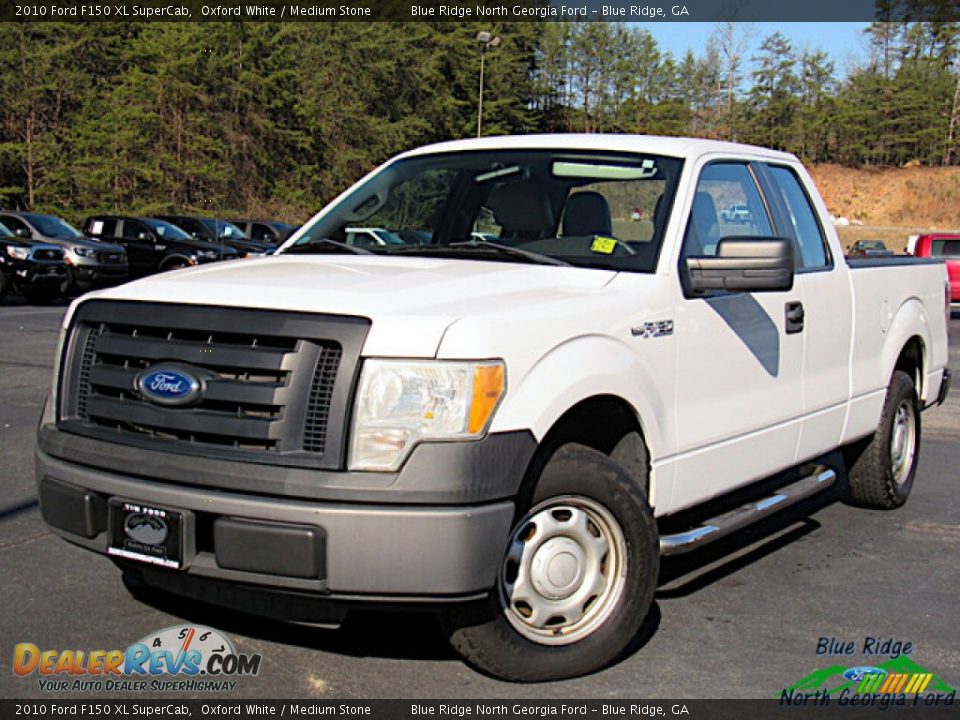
[659,467,837,556]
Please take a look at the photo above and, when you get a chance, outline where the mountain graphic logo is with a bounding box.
[783,656,955,697]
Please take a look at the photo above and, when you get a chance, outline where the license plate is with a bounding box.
[107,500,185,569]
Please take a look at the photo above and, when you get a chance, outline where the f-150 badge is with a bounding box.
[632,320,674,338]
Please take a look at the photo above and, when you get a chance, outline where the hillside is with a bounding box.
[810,164,960,232]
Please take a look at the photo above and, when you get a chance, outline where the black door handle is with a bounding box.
[785,301,805,334]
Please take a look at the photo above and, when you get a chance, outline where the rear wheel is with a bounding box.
[444,444,658,682]
[845,370,921,509]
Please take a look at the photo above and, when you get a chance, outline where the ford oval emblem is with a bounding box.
[124,512,168,546]
[136,366,202,406]
[843,666,887,682]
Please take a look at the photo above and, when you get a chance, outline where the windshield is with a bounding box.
[145,219,193,240]
[0,221,13,238]
[24,213,84,240]
[285,149,683,272]
[200,218,248,239]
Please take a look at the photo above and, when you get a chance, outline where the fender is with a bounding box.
[489,334,674,509]
[843,296,931,445]
[881,297,930,400]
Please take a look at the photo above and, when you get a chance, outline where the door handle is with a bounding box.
[785,301,805,334]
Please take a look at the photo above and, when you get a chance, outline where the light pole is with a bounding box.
[476,31,500,138]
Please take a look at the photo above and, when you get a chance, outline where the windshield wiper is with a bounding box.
[282,237,372,255]
[449,239,570,267]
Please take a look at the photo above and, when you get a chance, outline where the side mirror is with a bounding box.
[137,231,152,241]
[15,228,30,238]
[263,233,275,243]
[686,237,794,294]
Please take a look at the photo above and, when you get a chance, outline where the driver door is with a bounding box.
[670,161,805,511]
[119,220,160,276]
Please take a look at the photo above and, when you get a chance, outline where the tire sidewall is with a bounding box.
[880,371,921,504]
[448,444,659,682]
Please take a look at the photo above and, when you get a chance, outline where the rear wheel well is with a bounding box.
[517,396,649,513]
[894,337,925,398]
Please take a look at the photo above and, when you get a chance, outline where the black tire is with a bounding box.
[845,370,921,509]
[162,260,190,272]
[444,444,659,682]
[21,286,60,305]
[0,272,9,303]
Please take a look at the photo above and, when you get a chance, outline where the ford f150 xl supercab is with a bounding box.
[36,135,951,682]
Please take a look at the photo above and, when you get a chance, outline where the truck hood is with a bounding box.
[74,255,617,357]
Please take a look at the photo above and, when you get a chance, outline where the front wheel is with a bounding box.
[845,370,921,509]
[444,444,658,682]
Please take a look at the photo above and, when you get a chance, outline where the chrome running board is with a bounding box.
[659,467,837,556]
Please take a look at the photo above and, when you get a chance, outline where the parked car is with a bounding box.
[913,233,960,306]
[848,239,895,257]
[37,136,950,682]
[721,202,752,223]
[344,227,406,249]
[156,215,272,257]
[0,211,127,293]
[0,221,67,304]
[228,219,298,244]
[83,216,239,278]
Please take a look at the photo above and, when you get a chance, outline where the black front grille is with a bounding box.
[59,301,369,469]
[98,251,124,264]
[32,247,64,262]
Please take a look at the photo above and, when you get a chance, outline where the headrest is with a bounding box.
[692,192,719,231]
[486,181,555,233]
[562,192,613,237]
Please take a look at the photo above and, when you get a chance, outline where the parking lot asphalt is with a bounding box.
[0,298,957,699]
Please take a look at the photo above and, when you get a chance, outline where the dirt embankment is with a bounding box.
[809,164,960,231]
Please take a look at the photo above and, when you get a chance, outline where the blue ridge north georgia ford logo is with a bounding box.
[136,366,202,406]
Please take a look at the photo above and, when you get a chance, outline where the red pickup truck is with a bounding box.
[914,233,960,305]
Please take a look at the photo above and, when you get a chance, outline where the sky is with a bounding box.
[636,22,873,78]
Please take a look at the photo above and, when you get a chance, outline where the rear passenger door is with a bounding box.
[671,161,806,510]
[760,163,852,461]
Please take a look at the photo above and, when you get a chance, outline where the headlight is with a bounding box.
[6,246,30,260]
[70,246,95,258]
[349,359,506,471]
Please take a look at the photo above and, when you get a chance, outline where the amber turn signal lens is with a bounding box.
[468,364,505,434]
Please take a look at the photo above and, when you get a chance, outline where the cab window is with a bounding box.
[682,163,772,257]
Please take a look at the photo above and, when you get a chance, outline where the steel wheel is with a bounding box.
[498,495,628,646]
[890,399,917,485]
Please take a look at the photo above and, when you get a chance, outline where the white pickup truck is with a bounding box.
[37,135,951,682]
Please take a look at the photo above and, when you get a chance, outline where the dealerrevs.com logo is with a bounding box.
[13,625,262,693]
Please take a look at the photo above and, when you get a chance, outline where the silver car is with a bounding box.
[0,212,128,293]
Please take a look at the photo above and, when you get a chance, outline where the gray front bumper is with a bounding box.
[36,446,515,599]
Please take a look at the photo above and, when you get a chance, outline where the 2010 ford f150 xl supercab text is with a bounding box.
[36,136,951,682]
